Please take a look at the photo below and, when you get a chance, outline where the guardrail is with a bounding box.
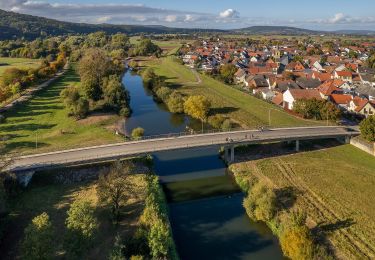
[10,130,356,172]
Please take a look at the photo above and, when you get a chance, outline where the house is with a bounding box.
[354,84,375,101]
[282,89,322,110]
[253,87,275,100]
[330,94,352,110]
[272,92,284,106]
[296,78,321,89]
[311,71,332,82]
[334,70,353,82]
[245,75,269,89]
[285,61,305,72]
[317,79,344,99]
[234,68,247,84]
[348,97,375,117]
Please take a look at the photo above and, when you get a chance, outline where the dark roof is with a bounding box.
[296,78,321,89]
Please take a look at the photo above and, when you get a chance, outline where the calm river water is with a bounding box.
[122,70,283,259]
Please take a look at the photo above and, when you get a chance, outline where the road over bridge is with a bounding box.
[7,126,359,172]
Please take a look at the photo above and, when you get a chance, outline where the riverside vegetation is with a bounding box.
[0,155,177,259]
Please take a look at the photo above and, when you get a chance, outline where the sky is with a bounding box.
[1,0,375,31]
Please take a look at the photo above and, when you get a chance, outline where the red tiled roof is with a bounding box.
[336,70,352,78]
[330,94,352,105]
[317,79,344,96]
[289,89,322,100]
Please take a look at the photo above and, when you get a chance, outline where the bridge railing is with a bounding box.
[9,130,355,172]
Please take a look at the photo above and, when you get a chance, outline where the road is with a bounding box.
[7,126,358,172]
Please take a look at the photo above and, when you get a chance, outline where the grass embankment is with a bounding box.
[0,57,40,78]
[139,56,322,128]
[0,66,123,155]
[230,143,375,259]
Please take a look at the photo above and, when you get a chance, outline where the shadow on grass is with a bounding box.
[210,106,239,115]
[234,139,343,163]
[0,123,56,132]
[275,186,300,211]
[4,141,49,153]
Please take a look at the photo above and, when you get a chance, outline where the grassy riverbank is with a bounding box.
[1,65,122,155]
[139,56,323,128]
[230,143,375,259]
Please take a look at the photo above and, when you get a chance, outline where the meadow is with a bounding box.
[231,143,375,259]
[0,66,123,155]
[0,57,40,78]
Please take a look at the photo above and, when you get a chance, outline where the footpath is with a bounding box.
[0,62,69,113]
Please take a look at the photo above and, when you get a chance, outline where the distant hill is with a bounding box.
[235,26,319,35]
[1,9,374,40]
[0,9,222,40]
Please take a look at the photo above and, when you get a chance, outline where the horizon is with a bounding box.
[1,0,375,31]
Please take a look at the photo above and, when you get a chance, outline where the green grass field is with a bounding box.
[0,66,123,155]
[0,57,40,78]
[231,144,375,259]
[142,56,322,128]
[1,168,147,259]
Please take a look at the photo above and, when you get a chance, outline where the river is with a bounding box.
[122,70,284,259]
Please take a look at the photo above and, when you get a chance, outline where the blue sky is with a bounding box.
[1,0,375,30]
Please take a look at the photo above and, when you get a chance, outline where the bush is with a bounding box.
[21,212,54,260]
[360,115,375,142]
[280,225,314,260]
[119,107,131,117]
[167,92,184,113]
[243,182,277,222]
[155,86,172,102]
[131,127,145,140]
[221,119,233,131]
[208,115,225,129]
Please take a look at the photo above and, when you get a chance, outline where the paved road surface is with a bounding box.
[7,126,358,172]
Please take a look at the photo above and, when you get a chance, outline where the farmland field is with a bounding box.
[230,143,375,259]
[0,57,40,78]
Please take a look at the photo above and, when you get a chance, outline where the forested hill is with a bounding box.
[0,9,221,40]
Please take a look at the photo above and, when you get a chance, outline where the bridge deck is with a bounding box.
[7,126,358,172]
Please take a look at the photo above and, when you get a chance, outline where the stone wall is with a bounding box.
[350,136,375,156]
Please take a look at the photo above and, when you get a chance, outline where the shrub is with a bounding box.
[155,87,172,102]
[21,212,54,260]
[221,119,233,131]
[167,92,184,113]
[280,225,314,260]
[208,115,225,129]
[131,127,145,140]
[119,107,131,117]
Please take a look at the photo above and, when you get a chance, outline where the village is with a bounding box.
[180,38,375,121]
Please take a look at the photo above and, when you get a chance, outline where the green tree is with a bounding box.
[360,115,375,142]
[21,212,54,260]
[219,63,237,84]
[134,39,162,57]
[102,75,130,113]
[131,127,145,140]
[148,218,172,259]
[60,86,89,119]
[64,200,98,258]
[97,161,136,222]
[78,48,113,100]
[155,87,172,102]
[367,54,375,68]
[166,92,184,113]
[184,95,211,131]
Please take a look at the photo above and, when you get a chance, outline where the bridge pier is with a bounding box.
[224,147,229,162]
[231,145,235,163]
[345,135,351,144]
[295,140,300,152]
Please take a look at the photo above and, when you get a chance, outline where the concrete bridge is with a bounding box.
[6,126,359,172]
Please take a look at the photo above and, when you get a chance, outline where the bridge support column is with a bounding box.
[224,147,229,163]
[230,145,235,163]
[295,140,300,152]
[345,136,351,144]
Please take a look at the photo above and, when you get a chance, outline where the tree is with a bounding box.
[280,225,314,260]
[64,200,98,258]
[155,87,172,102]
[60,86,89,119]
[78,48,112,100]
[97,161,136,222]
[102,75,130,113]
[360,115,375,142]
[148,218,172,259]
[131,127,145,140]
[133,39,162,57]
[166,92,184,113]
[293,98,340,121]
[219,64,237,84]
[367,54,375,69]
[21,212,54,260]
[184,95,211,131]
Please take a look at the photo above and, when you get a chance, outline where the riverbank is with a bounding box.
[229,141,375,259]
[138,56,323,129]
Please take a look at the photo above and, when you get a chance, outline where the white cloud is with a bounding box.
[96,16,111,23]
[165,15,177,23]
[219,9,239,19]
